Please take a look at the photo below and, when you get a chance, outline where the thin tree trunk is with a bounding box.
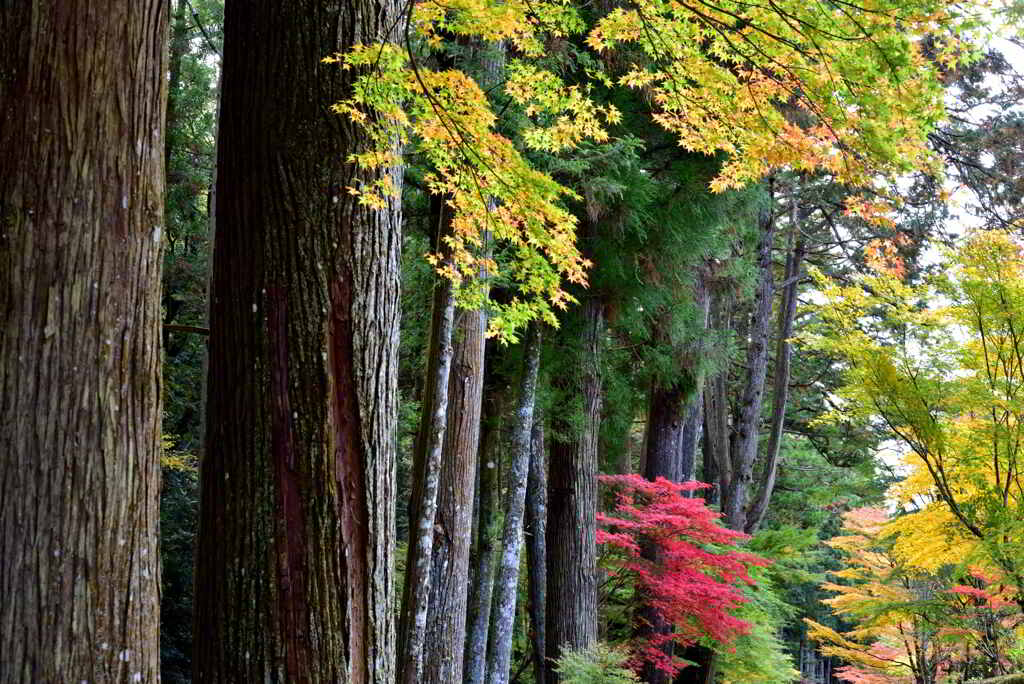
[423,39,504,683]
[723,195,776,532]
[546,294,602,682]
[422,302,488,682]
[465,374,505,684]
[680,270,711,490]
[745,225,805,534]
[487,325,543,684]
[703,275,734,509]
[399,198,457,684]
[0,1,168,680]
[192,1,403,681]
[701,258,732,509]
[526,416,548,684]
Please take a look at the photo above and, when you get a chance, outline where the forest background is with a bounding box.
[5,0,1024,683]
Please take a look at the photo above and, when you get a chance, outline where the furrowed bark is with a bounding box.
[193,1,403,681]
[723,198,776,532]
[526,416,548,684]
[0,1,167,680]
[487,325,543,684]
[399,199,457,684]
[546,293,602,682]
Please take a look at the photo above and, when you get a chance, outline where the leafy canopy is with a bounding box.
[805,230,1024,604]
[329,0,977,338]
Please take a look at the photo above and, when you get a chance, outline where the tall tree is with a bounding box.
[487,323,543,684]
[0,1,168,680]
[192,1,403,681]
[547,289,603,681]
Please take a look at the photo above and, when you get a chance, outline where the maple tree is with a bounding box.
[807,230,1024,608]
[596,474,768,677]
[808,507,1024,682]
[806,508,959,684]
[329,0,977,340]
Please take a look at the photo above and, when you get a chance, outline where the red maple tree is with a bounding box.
[597,474,769,676]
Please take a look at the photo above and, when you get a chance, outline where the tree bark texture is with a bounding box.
[723,200,776,532]
[465,378,504,684]
[526,416,548,684]
[0,2,167,681]
[420,303,488,683]
[546,294,602,681]
[192,1,403,682]
[486,325,543,684]
[399,199,457,684]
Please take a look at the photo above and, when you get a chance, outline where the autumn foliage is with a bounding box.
[596,474,768,676]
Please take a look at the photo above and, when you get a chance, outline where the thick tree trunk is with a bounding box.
[526,417,548,684]
[723,201,776,532]
[465,379,504,684]
[546,294,602,681]
[193,1,403,681]
[487,325,543,684]
[0,1,167,681]
[399,199,457,684]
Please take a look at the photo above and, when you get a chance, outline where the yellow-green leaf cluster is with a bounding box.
[586,0,978,191]
[805,230,1024,597]
[329,43,607,340]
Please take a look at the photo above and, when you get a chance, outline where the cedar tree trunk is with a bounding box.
[546,294,602,681]
[0,1,167,680]
[420,302,487,683]
[192,1,403,681]
[465,374,504,684]
[745,227,805,534]
[723,201,776,532]
[399,198,457,684]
